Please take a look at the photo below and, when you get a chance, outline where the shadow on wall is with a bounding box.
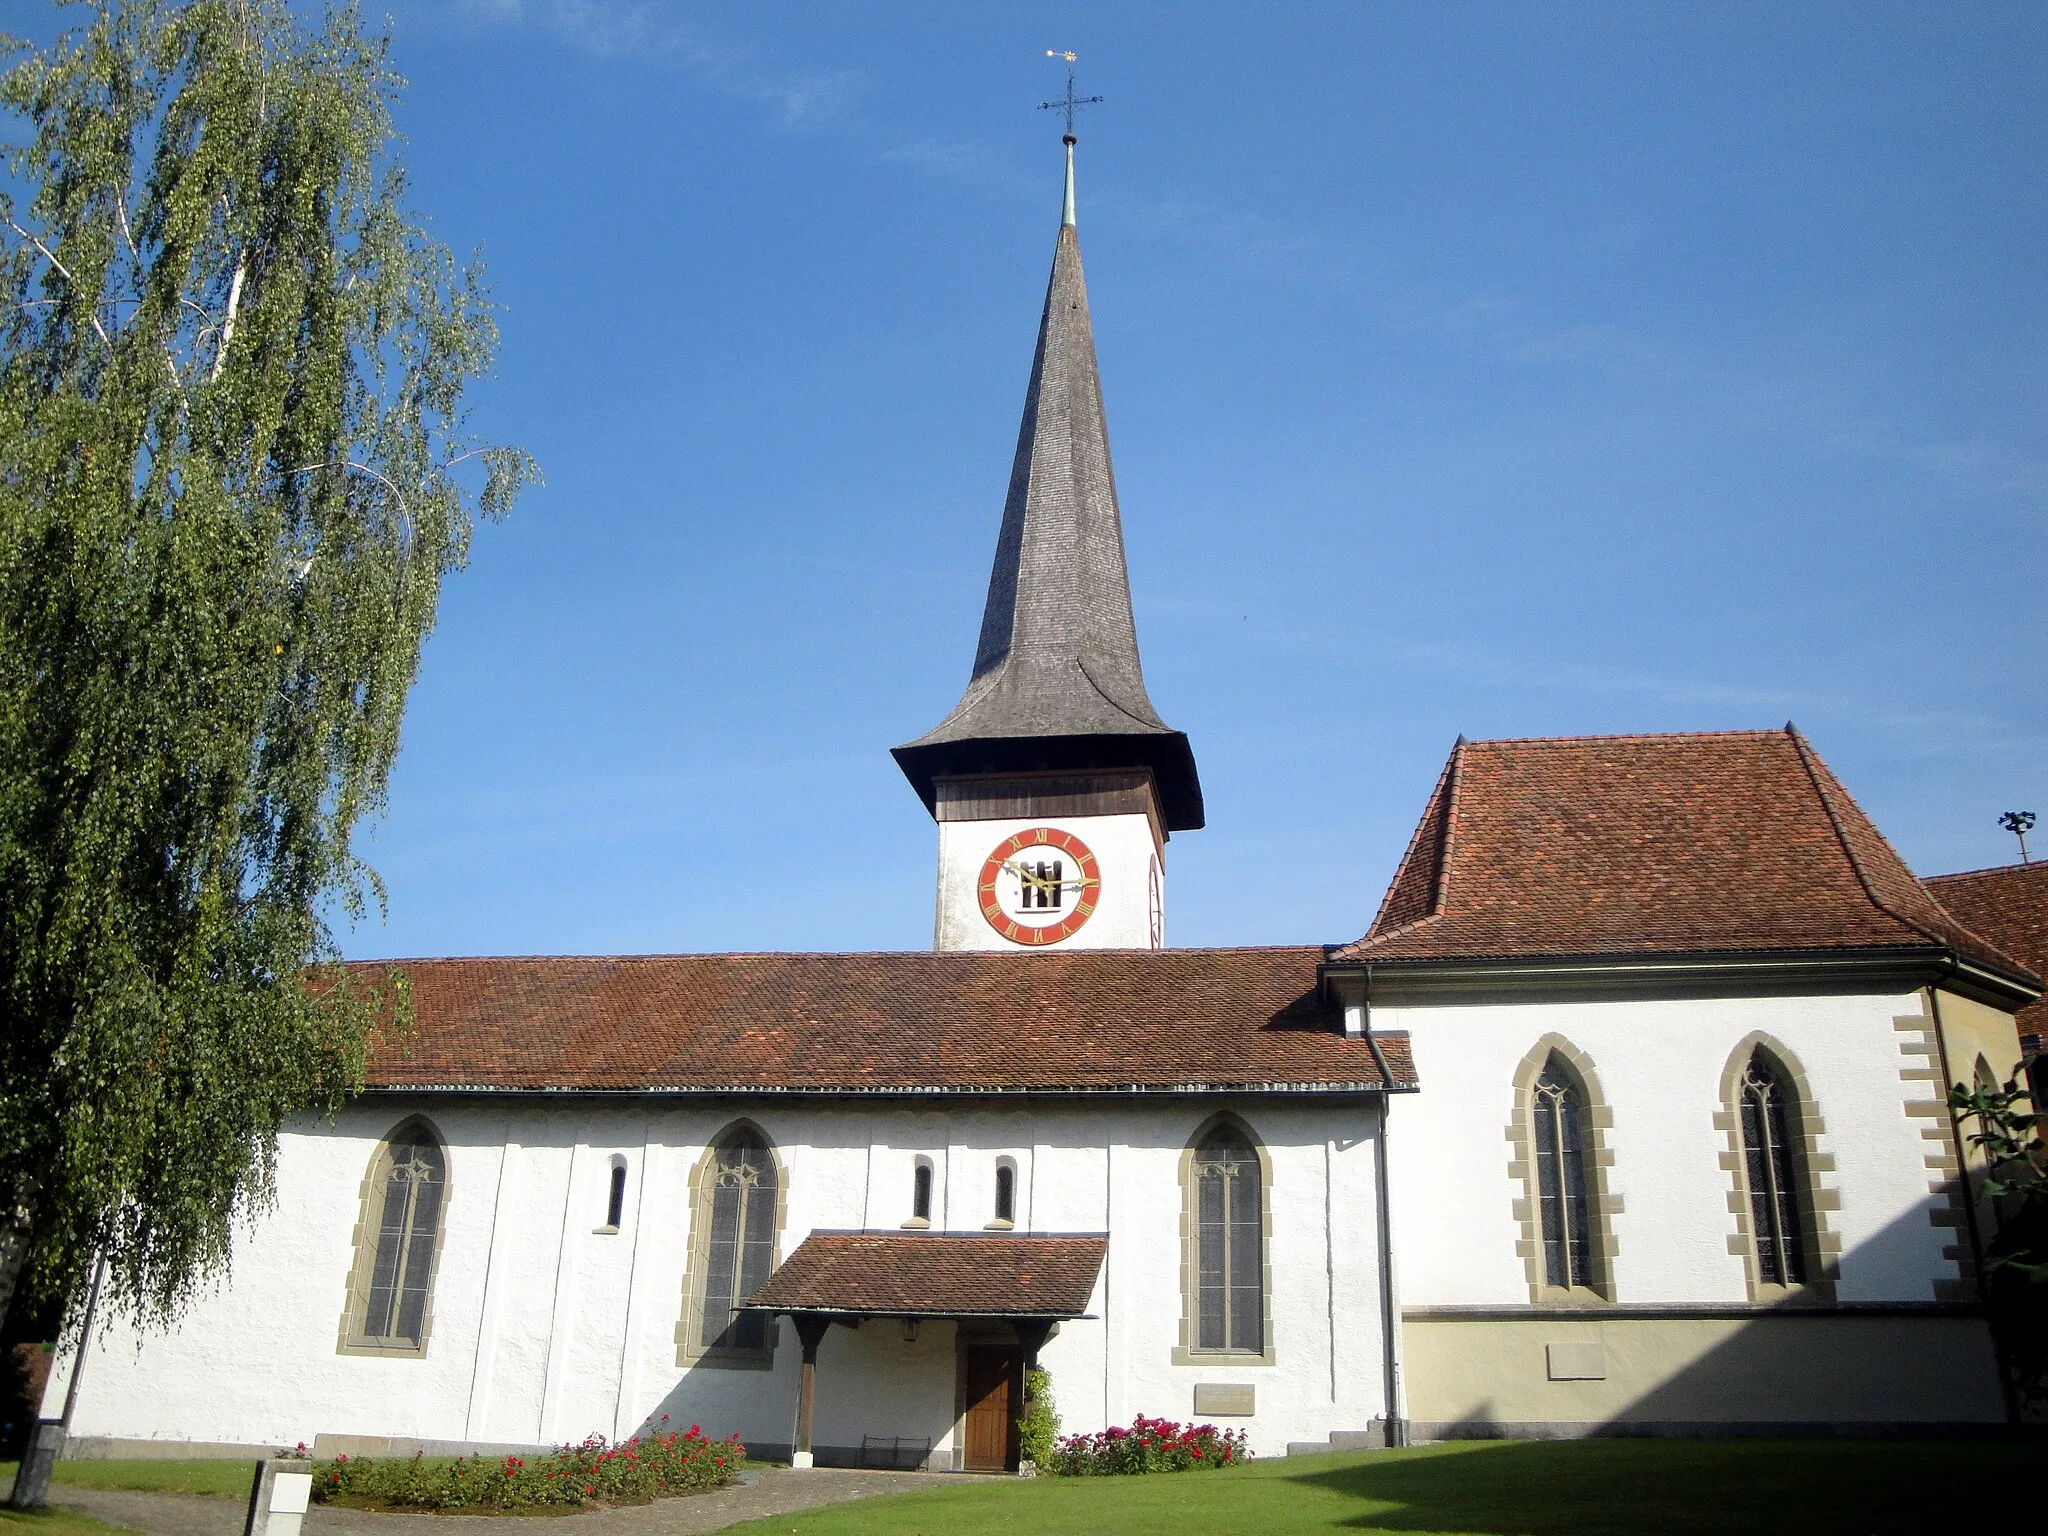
[1280,1436,2032,1536]
[629,1320,962,1468]
[1403,1193,2020,1441]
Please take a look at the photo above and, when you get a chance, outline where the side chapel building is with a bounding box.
[55,138,2046,1466]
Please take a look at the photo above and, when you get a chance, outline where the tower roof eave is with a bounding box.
[891,729,1204,832]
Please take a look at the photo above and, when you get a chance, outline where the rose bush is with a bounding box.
[1048,1414,1250,1476]
[313,1419,743,1511]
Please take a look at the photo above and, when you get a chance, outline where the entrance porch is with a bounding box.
[744,1231,1108,1473]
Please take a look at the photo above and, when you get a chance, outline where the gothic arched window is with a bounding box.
[1509,1039,1616,1303]
[340,1120,447,1356]
[1190,1123,1264,1356]
[679,1125,782,1366]
[1738,1051,1808,1287]
[1532,1059,1596,1291]
[701,1131,776,1351]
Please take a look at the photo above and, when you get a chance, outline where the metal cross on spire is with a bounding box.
[1039,50,1102,140]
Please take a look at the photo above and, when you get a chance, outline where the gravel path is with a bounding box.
[35,1469,991,1536]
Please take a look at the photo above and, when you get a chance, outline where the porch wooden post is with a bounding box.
[790,1315,833,1469]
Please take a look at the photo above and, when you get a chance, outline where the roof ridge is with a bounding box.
[1353,740,1463,945]
[1459,728,1791,750]
[1076,653,1171,731]
[352,944,1334,966]
[1784,725,1946,952]
[1433,736,1467,917]
[1926,861,2047,884]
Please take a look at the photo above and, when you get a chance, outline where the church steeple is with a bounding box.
[893,137,1204,837]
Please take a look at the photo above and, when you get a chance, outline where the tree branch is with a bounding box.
[5,218,112,350]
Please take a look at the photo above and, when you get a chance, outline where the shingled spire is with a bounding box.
[893,139,1204,832]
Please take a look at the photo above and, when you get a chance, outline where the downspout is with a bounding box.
[1359,969,1407,1449]
[1927,981,2018,1425]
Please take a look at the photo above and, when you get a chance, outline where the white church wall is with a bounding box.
[65,1094,1391,1463]
[1380,988,2004,1434]
[1382,989,1955,1308]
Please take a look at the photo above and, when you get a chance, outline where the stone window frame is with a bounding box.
[1506,1036,1622,1306]
[1171,1111,1277,1368]
[337,1115,451,1359]
[1715,1033,1840,1304]
[673,1119,787,1371]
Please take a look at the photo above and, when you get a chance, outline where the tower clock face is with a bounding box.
[978,827,1101,945]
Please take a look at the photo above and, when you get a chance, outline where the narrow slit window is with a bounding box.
[1739,1053,1807,1286]
[606,1162,628,1229]
[995,1164,1015,1224]
[912,1161,933,1222]
[1532,1059,1595,1291]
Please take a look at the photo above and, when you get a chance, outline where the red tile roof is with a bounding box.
[1332,728,2035,990]
[354,947,1415,1094]
[1924,862,2048,1036]
[746,1232,1108,1318]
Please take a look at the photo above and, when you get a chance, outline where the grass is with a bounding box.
[0,1459,255,1498]
[0,1510,125,1536]
[718,1438,2039,1536]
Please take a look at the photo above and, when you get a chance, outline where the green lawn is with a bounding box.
[0,1459,254,1498]
[0,1510,125,1536]
[721,1439,2036,1536]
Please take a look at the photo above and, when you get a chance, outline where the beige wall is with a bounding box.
[1936,989,2028,1095]
[1402,1311,2003,1432]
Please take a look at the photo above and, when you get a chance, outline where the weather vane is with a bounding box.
[1040,50,1102,140]
[2000,810,2035,864]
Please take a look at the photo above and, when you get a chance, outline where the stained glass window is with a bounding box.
[358,1125,445,1348]
[1739,1054,1807,1286]
[1533,1060,1595,1291]
[1193,1126,1263,1353]
[700,1131,777,1351]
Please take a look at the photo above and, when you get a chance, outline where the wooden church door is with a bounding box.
[962,1346,1020,1471]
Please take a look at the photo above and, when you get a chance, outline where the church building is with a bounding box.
[50,136,2043,1467]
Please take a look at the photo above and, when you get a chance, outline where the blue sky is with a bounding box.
[55,0,2048,957]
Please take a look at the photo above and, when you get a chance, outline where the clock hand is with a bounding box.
[999,859,1056,893]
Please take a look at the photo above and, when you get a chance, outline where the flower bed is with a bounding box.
[1048,1414,1250,1476]
[313,1420,745,1512]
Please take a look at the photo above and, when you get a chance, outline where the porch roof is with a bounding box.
[744,1230,1107,1320]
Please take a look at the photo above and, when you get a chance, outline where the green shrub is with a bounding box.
[1019,1368,1060,1470]
[313,1420,743,1511]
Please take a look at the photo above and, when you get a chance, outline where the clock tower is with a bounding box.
[893,136,1203,952]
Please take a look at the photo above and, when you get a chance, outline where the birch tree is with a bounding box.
[0,0,535,1331]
